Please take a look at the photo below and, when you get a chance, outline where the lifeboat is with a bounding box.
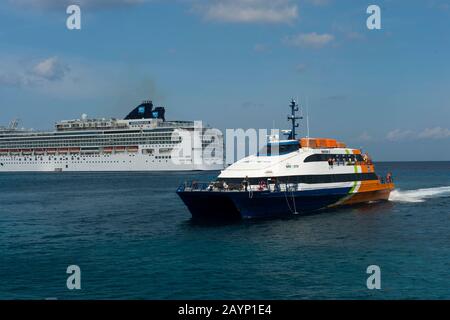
[103,147,113,153]
[22,149,32,155]
[81,147,100,154]
[46,148,57,154]
[127,146,139,153]
[69,148,80,154]
[0,149,8,154]
[34,149,45,155]
[114,146,126,152]
[58,148,69,154]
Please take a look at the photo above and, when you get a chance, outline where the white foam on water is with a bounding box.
[389,186,450,203]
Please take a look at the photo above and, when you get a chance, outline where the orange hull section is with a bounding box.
[343,182,394,206]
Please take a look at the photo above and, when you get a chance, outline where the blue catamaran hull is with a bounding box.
[176,187,352,219]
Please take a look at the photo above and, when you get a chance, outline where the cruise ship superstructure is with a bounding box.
[0,101,224,172]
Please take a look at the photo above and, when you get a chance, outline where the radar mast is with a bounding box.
[287,99,302,140]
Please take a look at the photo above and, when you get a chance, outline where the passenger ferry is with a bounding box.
[177,99,395,219]
[0,101,224,172]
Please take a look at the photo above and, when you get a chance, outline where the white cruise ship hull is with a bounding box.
[0,152,223,172]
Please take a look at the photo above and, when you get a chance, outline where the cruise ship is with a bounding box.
[177,99,395,219]
[0,101,224,172]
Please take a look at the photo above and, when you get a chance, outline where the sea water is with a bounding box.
[0,162,449,299]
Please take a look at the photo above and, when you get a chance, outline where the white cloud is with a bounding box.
[283,32,334,48]
[418,127,450,139]
[31,57,70,81]
[194,0,298,24]
[253,43,270,52]
[0,74,30,87]
[0,54,165,101]
[386,129,414,141]
[346,31,365,41]
[306,0,331,6]
[385,127,450,141]
[9,0,146,10]
[331,22,366,41]
[357,131,373,142]
[10,0,298,23]
[0,56,70,88]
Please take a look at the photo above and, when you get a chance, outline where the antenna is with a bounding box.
[306,96,310,138]
[287,98,302,140]
[8,118,20,130]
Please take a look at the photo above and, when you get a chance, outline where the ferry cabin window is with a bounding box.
[304,153,363,162]
[259,143,299,156]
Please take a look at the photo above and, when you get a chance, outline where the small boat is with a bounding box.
[177,99,395,220]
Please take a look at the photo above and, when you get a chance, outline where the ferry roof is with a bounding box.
[268,140,299,145]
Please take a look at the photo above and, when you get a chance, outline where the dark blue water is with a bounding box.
[1,162,449,299]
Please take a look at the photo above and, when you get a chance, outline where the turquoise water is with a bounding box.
[0,162,449,299]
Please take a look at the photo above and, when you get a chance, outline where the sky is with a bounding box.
[0,0,450,161]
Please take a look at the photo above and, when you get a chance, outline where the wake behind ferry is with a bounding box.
[177,99,395,219]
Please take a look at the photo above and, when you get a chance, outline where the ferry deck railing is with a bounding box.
[177,177,394,193]
[177,181,300,193]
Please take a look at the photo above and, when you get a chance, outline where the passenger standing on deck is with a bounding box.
[243,176,249,191]
[363,153,368,163]
[328,158,334,168]
[272,177,279,192]
[386,172,393,183]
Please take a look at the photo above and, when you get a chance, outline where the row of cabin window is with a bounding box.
[222,173,378,185]
[304,153,364,163]
[0,159,172,166]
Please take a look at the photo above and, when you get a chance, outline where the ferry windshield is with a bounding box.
[259,142,299,156]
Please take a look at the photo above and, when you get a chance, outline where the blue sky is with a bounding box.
[1,0,450,160]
